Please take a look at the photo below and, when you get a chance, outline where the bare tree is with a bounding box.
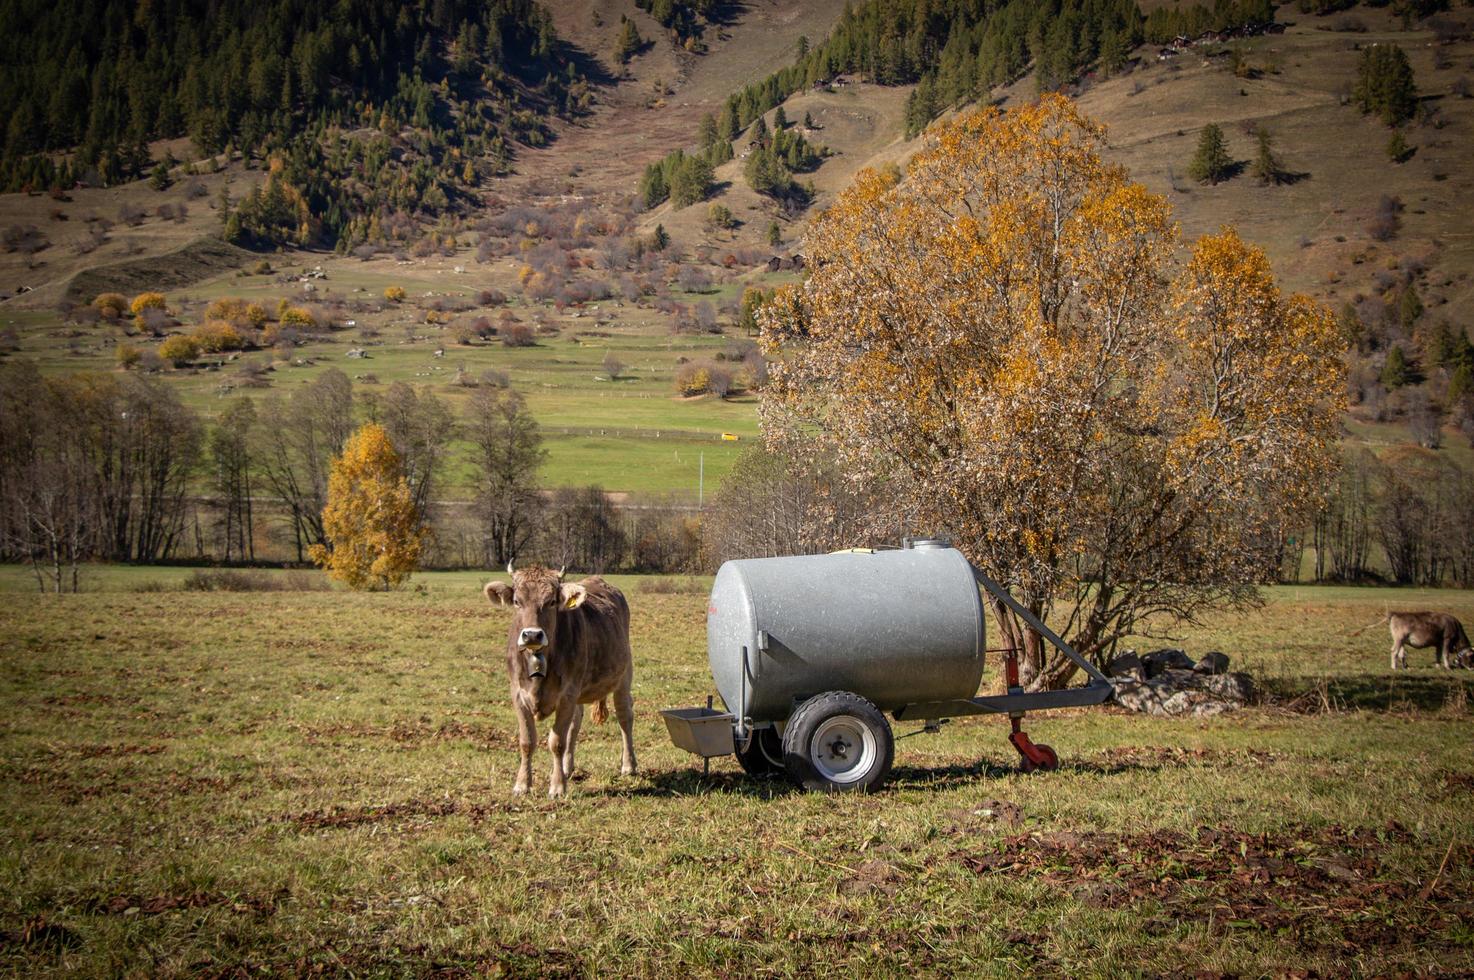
[209,398,257,562]
[368,382,455,516]
[0,363,87,590]
[0,365,200,582]
[466,388,546,567]
[253,369,354,561]
[602,351,624,380]
[122,377,202,561]
[1313,449,1380,581]
[537,486,626,573]
[701,447,901,566]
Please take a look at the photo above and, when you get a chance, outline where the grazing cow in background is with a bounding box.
[484,563,636,798]
[1384,612,1474,670]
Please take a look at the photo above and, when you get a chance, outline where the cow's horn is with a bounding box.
[557,564,566,579]
[506,560,515,576]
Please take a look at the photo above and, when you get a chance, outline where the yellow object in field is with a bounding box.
[721,432,740,441]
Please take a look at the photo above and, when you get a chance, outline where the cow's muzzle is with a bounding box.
[518,627,547,651]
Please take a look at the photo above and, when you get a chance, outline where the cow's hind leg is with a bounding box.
[1391,637,1406,671]
[614,679,637,777]
[546,702,577,799]
[512,702,536,796]
[560,703,584,781]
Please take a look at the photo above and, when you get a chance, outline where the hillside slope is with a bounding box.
[1,0,1471,508]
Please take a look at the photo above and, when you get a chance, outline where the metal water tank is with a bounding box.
[705,542,986,721]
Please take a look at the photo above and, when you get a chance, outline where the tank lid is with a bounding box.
[906,537,951,550]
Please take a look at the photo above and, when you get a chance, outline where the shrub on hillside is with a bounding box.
[192,320,245,353]
[280,306,317,329]
[130,292,167,316]
[384,285,406,303]
[92,292,128,319]
[159,334,200,367]
[135,307,172,337]
[207,297,268,327]
[501,321,535,347]
[675,363,711,396]
[1369,195,1403,242]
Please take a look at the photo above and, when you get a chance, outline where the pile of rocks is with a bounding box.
[1104,648,1255,718]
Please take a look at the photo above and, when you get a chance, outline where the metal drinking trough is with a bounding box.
[660,539,1113,792]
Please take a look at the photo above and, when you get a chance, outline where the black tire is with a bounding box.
[781,691,894,793]
[735,726,785,777]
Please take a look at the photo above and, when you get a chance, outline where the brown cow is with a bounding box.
[484,563,636,798]
[1385,611,1474,670]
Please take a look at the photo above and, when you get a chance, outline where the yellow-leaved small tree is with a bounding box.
[310,423,428,590]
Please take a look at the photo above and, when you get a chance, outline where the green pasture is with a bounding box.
[3,255,765,494]
[1,570,1471,974]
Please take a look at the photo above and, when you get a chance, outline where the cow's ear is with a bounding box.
[484,581,514,606]
[560,582,587,611]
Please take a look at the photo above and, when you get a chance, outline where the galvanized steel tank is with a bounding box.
[706,541,986,721]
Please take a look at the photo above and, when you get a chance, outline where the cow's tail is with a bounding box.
[592,698,609,725]
[1349,608,1390,637]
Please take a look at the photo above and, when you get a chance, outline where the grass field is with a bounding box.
[3,567,1472,975]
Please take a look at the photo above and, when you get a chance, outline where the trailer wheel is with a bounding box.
[735,726,785,777]
[782,691,894,793]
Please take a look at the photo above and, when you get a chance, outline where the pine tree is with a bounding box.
[751,114,769,143]
[1381,344,1410,389]
[774,105,788,130]
[1250,126,1282,185]
[767,220,781,246]
[1386,130,1410,163]
[1188,123,1232,185]
[1451,329,1474,373]
[639,162,667,209]
[652,223,670,251]
[1400,286,1423,330]
[614,17,644,64]
[669,156,714,208]
[1099,30,1127,77]
[698,112,719,148]
[905,75,940,138]
[744,145,792,198]
[1355,44,1417,126]
[717,101,740,141]
[706,139,733,166]
[1449,363,1474,403]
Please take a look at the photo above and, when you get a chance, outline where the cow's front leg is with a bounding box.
[615,683,637,777]
[512,699,536,796]
[546,702,577,799]
[561,703,584,781]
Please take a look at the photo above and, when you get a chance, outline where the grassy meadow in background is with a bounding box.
[2,568,1472,975]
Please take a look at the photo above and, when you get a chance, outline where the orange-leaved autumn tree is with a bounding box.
[759,95,1346,691]
[309,423,428,591]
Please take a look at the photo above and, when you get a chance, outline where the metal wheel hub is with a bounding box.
[810,716,878,784]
